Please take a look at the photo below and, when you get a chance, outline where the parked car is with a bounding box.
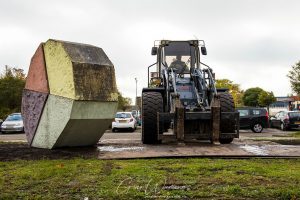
[112,112,137,132]
[236,107,269,133]
[270,111,300,131]
[131,110,141,126]
[0,119,3,132]
[0,113,24,133]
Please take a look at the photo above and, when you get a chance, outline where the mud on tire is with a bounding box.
[142,92,163,144]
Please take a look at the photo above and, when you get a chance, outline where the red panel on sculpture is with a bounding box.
[25,43,49,93]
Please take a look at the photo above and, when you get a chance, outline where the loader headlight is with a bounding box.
[150,78,161,86]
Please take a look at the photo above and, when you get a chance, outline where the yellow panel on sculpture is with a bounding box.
[44,40,75,99]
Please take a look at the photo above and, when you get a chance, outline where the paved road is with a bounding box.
[97,128,300,158]
[0,128,293,142]
[1,128,300,158]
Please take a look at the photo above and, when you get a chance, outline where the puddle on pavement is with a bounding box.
[97,146,145,152]
[240,145,269,156]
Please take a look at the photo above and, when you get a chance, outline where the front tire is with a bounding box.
[219,92,235,133]
[219,92,235,144]
[142,92,163,144]
[251,123,263,133]
[280,123,286,131]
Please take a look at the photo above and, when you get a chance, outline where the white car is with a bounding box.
[1,113,24,133]
[112,112,137,132]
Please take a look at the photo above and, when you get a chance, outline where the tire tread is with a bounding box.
[142,92,163,144]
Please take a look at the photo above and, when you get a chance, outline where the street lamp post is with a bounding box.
[135,77,137,105]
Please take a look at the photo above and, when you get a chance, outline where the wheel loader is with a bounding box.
[141,40,239,144]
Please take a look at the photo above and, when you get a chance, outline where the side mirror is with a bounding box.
[151,47,157,55]
[201,46,207,55]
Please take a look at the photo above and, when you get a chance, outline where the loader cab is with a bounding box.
[160,41,198,74]
[149,40,206,86]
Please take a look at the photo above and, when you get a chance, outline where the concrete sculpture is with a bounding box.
[22,39,118,149]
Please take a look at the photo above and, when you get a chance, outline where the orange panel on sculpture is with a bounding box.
[25,43,49,93]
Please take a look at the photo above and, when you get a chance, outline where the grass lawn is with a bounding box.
[289,131,300,138]
[1,158,300,199]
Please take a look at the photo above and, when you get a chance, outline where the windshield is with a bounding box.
[115,113,131,118]
[166,56,191,69]
[6,114,22,121]
[164,42,195,72]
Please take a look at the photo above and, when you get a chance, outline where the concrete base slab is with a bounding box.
[1,130,300,159]
[96,131,300,159]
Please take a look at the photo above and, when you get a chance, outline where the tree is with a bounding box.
[258,91,276,113]
[242,87,264,107]
[117,91,132,111]
[287,61,300,95]
[0,66,25,119]
[215,79,244,107]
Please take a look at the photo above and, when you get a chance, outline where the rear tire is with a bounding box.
[219,138,234,144]
[270,121,274,128]
[142,92,163,144]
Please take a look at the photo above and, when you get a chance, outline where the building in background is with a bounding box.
[269,96,300,116]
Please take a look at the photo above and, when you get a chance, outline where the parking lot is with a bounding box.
[1,127,300,160]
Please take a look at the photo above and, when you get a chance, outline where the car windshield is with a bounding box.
[6,115,22,121]
[115,113,131,118]
[289,112,300,117]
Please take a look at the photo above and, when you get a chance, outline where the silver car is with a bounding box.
[1,113,24,133]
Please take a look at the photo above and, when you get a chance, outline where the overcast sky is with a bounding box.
[1,0,300,102]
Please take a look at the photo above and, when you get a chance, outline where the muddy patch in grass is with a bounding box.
[271,139,300,145]
[0,143,99,161]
